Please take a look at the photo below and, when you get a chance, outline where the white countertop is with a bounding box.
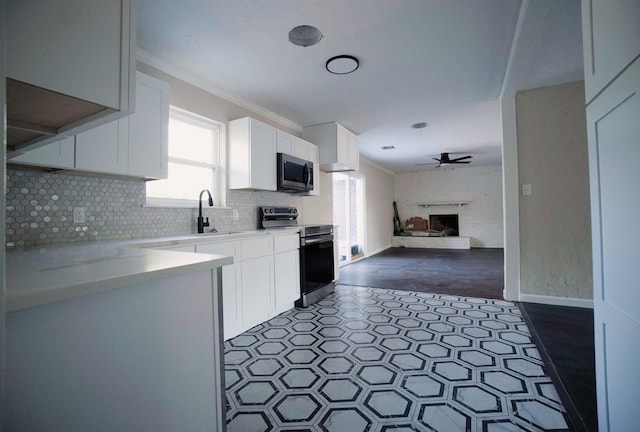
[5,228,299,312]
[130,227,300,249]
[5,228,299,313]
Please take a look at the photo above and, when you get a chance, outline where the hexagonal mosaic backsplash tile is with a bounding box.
[225,285,569,432]
[6,167,301,247]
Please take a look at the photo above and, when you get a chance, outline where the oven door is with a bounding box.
[299,233,335,295]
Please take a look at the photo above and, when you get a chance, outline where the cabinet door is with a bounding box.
[6,0,133,111]
[75,118,128,175]
[196,242,243,340]
[249,119,277,190]
[276,129,295,155]
[347,132,360,171]
[220,263,243,340]
[274,250,300,309]
[336,124,350,167]
[292,136,310,160]
[128,72,170,179]
[241,255,275,330]
[8,136,75,169]
[582,0,640,102]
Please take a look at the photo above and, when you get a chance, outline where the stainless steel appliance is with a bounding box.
[259,206,335,307]
[277,153,314,192]
[297,224,335,307]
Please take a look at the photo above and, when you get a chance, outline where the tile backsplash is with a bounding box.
[6,167,302,247]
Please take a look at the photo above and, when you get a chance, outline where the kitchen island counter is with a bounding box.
[6,240,233,312]
[6,238,233,431]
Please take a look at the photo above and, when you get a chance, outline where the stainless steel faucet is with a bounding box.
[197,189,214,233]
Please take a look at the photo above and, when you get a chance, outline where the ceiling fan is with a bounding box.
[417,152,472,167]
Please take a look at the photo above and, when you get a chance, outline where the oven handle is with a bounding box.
[300,234,334,246]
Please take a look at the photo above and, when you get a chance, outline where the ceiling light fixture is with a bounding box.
[288,25,322,47]
[326,55,359,75]
[411,122,428,129]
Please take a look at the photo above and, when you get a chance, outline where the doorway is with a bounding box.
[332,172,364,266]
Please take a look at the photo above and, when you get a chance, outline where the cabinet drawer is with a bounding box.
[196,241,241,261]
[274,234,300,254]
[241,237,274,261]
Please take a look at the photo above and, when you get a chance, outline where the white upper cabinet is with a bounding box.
[75,119,129,175]
[276,130,296,157]
[10,72,170,180]
[229,117,277,191]
[9,137,75,170]
[277,129,310,160]
[302,122,359,172]
[127,72,170,179]
[5,0,135,153]
[582,0,640,102]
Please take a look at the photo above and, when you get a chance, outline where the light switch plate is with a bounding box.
[522,184,532,196]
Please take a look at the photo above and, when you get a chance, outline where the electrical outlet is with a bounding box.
[73,207,86,223]
[232,209,239,221]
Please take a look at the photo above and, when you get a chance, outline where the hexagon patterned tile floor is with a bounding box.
[225,285,570,432]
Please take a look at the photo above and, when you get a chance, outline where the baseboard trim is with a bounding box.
[519,294,593,309]
[366,244,392,257]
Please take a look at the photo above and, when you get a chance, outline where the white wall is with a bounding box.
[360,158,395,256]
[516,81,592,301]
[395,165,504,248]
[501,96,520,301]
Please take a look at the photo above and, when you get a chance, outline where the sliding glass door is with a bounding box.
[332,172,364,266]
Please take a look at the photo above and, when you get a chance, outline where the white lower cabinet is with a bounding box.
[241,255,275,331]
[196,241,243,340]
[274,233,301,309]
[275,250,300,309]
[155,232,299,341]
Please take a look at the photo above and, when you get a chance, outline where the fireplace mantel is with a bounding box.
[418,201,470,207]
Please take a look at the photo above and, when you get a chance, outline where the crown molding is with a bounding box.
[136,48,302,132]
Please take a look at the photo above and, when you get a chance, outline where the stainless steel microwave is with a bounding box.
[277,153,314,192]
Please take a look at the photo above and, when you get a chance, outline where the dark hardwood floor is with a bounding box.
[520,302,597,432]
[337,246,505,299]
[337,247,597,432]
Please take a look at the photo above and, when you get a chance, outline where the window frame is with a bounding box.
[145,106,226,208]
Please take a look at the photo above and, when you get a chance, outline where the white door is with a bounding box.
[586,57,640,431]
[332,172,365,266]
[582,2,640,430]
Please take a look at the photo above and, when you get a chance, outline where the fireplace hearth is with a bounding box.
[429,214,459,236]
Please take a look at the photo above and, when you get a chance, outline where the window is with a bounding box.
[146,107,225,207]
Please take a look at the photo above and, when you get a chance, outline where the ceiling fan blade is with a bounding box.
[432,158,441,162]
[416,161,439,166]
[450,160,471,164]
[449,155,472,162]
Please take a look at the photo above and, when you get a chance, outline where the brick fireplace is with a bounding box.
[429,214,459,236]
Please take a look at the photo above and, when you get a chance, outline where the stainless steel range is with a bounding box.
[259,207,335,307]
